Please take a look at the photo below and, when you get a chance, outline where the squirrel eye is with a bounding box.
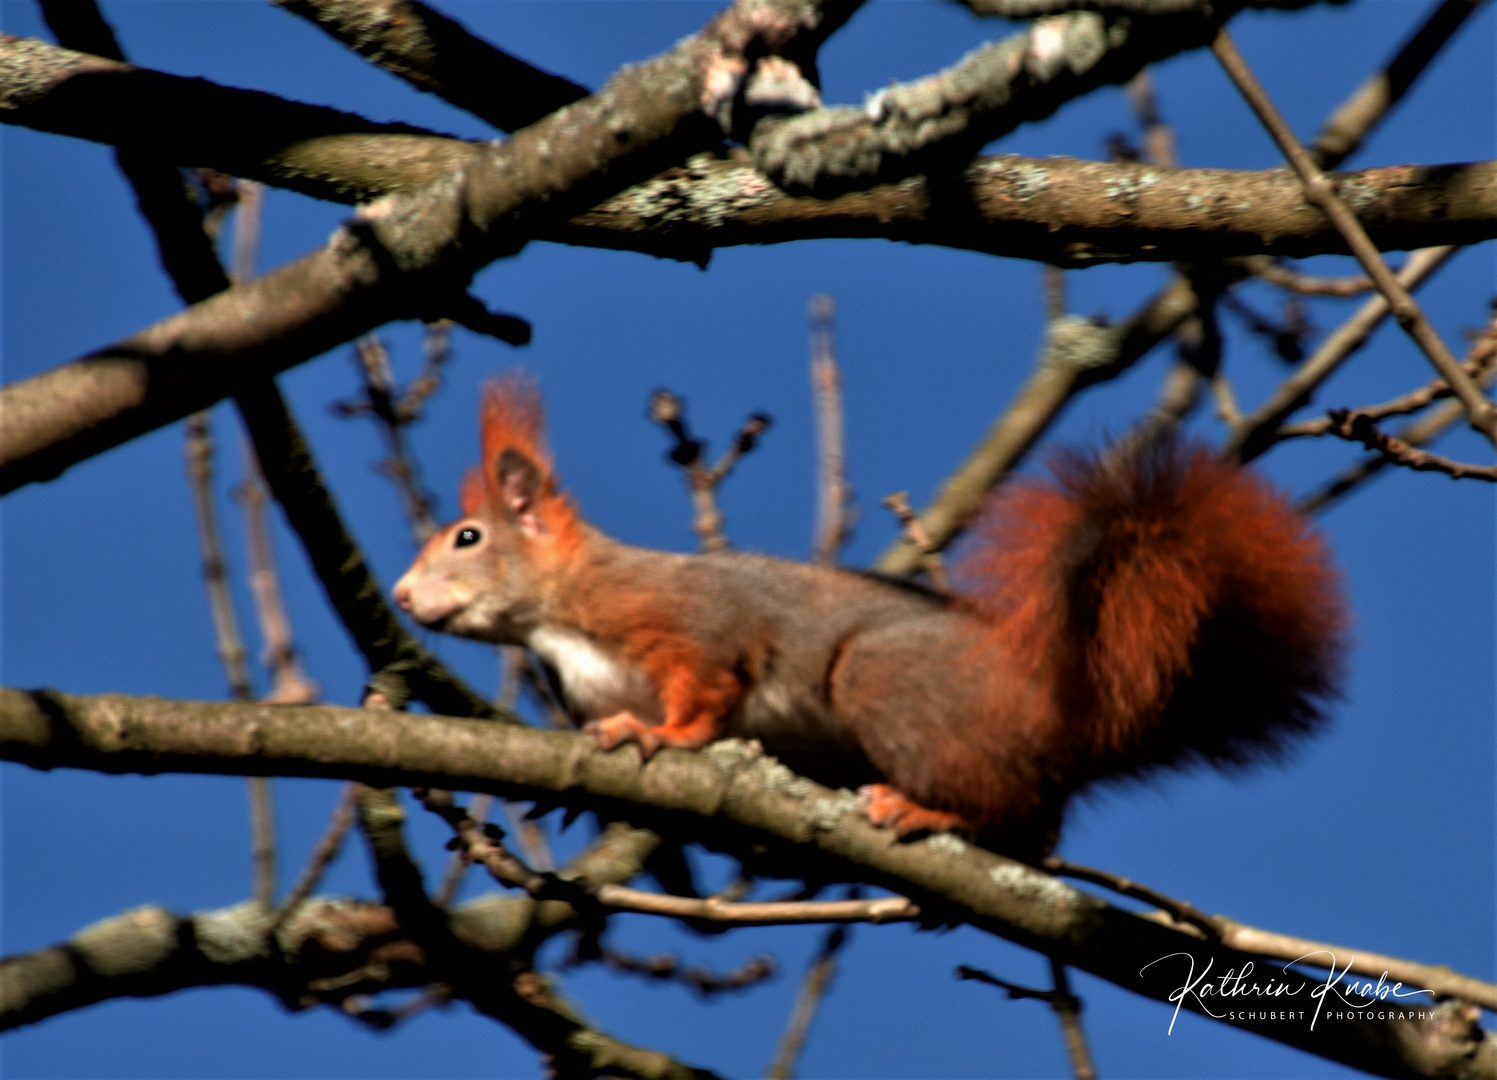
[455,527,481,548]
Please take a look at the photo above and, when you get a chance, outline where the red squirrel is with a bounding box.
[393,375,1347,856]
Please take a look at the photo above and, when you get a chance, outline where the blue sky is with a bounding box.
[1,0,1494,1077]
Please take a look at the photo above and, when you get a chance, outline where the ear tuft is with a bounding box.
[468,371,552,517]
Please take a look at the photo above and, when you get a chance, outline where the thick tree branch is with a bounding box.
[750,0,1324,195]
[272,0,589,133]
[2,687,1492,1078]
[0,0,861,495]
[3,39,1493,262]
[0,34,472,205]
[0,890,716,1080]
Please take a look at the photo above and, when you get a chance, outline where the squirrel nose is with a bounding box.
[392,577,412,611]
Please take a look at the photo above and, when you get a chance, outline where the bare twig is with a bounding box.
[230,180,264,285]
[880,492,946,587]
[957,961,1096,1080]
[1042,856,1224,938]
[503,802,556,874]
[1299,362,1497,513]
[1315,410,1497,482]
[184,413,277,909]
[334,332,442,544]
[1124,67,1177,167]
[1223,245,1457,462]
[341,985,452,1031]
[1212,28,1497,444]
[269,782,359,935]
[1277,342,1497,438]
[234,437,320,707]
[648,389,772,552]
[1248,260,1373,297]
[414,788,549,896]
[225,192,319,711]
[183,415,255,704]
[1221,290,1311,365]
[875,275,1200,575]
[579,947,776,998]
[766,926,849,1080]
[1045,855,1497,1008]
[434,793,493,908]
[810,295,855,564]
[593,887,919,927]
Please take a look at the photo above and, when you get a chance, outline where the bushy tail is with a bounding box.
[955,438,1348,784]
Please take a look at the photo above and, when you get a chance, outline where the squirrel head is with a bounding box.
[392,373,584,642]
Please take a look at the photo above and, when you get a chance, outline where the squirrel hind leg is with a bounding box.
[860,784,974,839]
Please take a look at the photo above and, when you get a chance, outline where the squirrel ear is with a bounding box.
[496,447,546,535]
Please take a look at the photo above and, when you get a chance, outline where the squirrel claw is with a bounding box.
[861,784,970,838]
[586,712,660,759]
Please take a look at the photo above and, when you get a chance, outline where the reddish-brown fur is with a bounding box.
[954,441,1347,811]
[398,378,1348,857]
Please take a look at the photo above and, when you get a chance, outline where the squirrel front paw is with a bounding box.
[861,784,972,839]
[586,711,661,759]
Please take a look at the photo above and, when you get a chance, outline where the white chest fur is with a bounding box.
[527,625,641,717]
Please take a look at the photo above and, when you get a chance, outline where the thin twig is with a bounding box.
[269,783,359,935]
[1212,28,1497,444]
[880,492,945,587]
[595,887,919,927]
[503,801,556,873]
[1221,290,1311,365]
[434,793,494,909]
[1247,260,1373,298]
[1042,265,1068,324]
[1124,67,1177,168]
[957,962,1096,1080]
[184,413,276,908]
[1223,245,1457,462]
[1316,410,1497,481]
[1042,856,1223,938]
[765,926,849,1080]
[1299,359,1497,513]
[573,948,776,999]
[1044,855,1497,1007]
[342,985,452,1031]
[229,180,264,285]
[234,435,320,706]
[809,294,854,564]
[1276,332,1497,439]
[647,390,772,552]
[874,276,1200,575]
[184,415,255,704]
[335,332,443,545]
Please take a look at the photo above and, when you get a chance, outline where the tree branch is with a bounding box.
[0,0,862,496]
[875,275,1200,575]
[2,687,1492,1078]
[272,0,589,133]
[750,0,1324,195]
[1309,0,1491,170]
[4,37,1494,260]
[1212,27,1497,444]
